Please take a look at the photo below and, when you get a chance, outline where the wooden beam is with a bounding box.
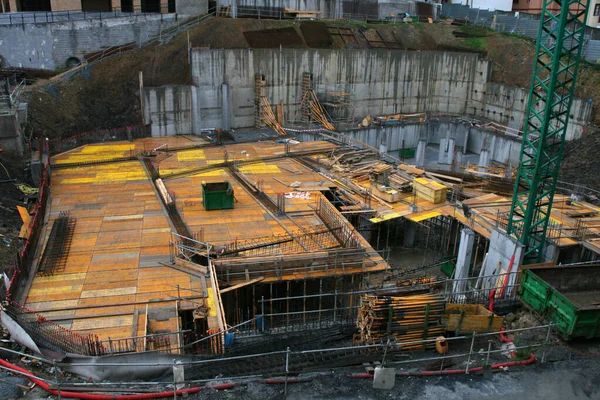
[174,257,208,275]
[220,277,265,293]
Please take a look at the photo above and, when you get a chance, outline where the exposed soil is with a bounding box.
[0,151,31,271]
[17,18,600,193]
[560,131,600,192]
[24,18,551,141]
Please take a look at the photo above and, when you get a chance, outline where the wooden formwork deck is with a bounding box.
[25,137,388,343]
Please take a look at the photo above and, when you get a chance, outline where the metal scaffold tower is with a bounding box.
[507,0,590,262]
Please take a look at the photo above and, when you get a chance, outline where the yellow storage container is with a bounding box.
[413,178,447,204]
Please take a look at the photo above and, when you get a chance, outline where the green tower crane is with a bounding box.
[506,0,590,263]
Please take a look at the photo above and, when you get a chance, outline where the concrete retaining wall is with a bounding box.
[0,14,178,70]
[188,49,592,140]
[143,85,193,137]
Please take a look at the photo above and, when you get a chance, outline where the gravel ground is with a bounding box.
[185,358,600,400]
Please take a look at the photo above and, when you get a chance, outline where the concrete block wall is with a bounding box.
[0,14,178,70]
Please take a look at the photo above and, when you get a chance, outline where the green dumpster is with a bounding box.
[202,181,234,211]
[520,265,600,339]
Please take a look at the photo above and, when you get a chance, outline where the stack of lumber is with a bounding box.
[413,177,447,204]
[387,172,412,192]
[356,293,446,349]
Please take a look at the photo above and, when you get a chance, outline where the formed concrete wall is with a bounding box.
[191,49,490,130]
[143,85,193,137]
[0,14,178,70]
[189,48,592,140]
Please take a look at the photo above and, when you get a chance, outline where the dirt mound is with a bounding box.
[0,151,32,271]
[560,131,600,192]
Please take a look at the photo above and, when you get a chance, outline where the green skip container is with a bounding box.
[202,181,234,211]
[520,264,600,339]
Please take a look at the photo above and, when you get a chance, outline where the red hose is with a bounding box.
[488,289,496,312]
[499,327,512,343]
[350,328,534,379]
[0,358,201,400]
[349,354,536,378]
[499,255,515,298]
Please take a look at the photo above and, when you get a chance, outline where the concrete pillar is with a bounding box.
[454,151,463,172]
[446,138,455,165]
[191,86,201,134]
[8,0,17,11]
[110,0,120,11]
[479,149,490,167]
[438,138,447,164]
[133,0,141,12]
[221,83,230,130]
[415,139,426,168]
[453,228,475,295]
[482,228,524,294]
[403,222,416,248]
[160,0,168,13]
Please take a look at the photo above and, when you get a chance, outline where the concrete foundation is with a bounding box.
[453,228,474,295]
[483,227,524,289]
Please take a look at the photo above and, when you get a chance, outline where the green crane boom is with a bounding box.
[507,0,590,262]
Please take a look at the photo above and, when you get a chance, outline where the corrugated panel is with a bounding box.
[585,40,600,63]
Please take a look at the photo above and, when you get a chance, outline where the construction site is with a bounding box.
[1,1,600,399]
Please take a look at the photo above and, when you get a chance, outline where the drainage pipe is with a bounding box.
[0,358,202,400]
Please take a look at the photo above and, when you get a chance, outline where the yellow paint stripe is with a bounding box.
[370,212,402,223]
[206,289,217,317]
[409,211,441,222]
[177,149,205,162]
[28,284,84,296]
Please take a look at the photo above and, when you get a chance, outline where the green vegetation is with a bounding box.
[461,36,488,51]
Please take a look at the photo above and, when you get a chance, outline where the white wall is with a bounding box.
[450,0,512,12]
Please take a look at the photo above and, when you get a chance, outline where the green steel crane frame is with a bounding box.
[507,0,590,262]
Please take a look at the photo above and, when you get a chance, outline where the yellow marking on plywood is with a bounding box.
[80,287,137,298]
[409,211,441,222]
[35,273,87,283]
[206,289,217,317]
[80,144,135,154]
[191,169,226,178]
[239,163,281,174]
[28,284,84,296]
[370,212,402,223]
[177,149,205,162]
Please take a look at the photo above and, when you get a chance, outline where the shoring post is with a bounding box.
[465,331,476,374]
[173,359,177,400]
[261,296,265,332]
[53,359,61,400]
[333,289,338,323]
[486,340,492,366]
[284,346,291,396]
[541,324,552,363]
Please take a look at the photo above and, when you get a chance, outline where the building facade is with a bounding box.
[512,0,597,27]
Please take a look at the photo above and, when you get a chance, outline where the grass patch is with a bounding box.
[461,37,488,51]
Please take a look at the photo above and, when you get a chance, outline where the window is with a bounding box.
[594,4,600,16]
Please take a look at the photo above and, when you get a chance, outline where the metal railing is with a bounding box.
[47,124,150,156]
[0,323,555,394]
[0,10,171,25]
